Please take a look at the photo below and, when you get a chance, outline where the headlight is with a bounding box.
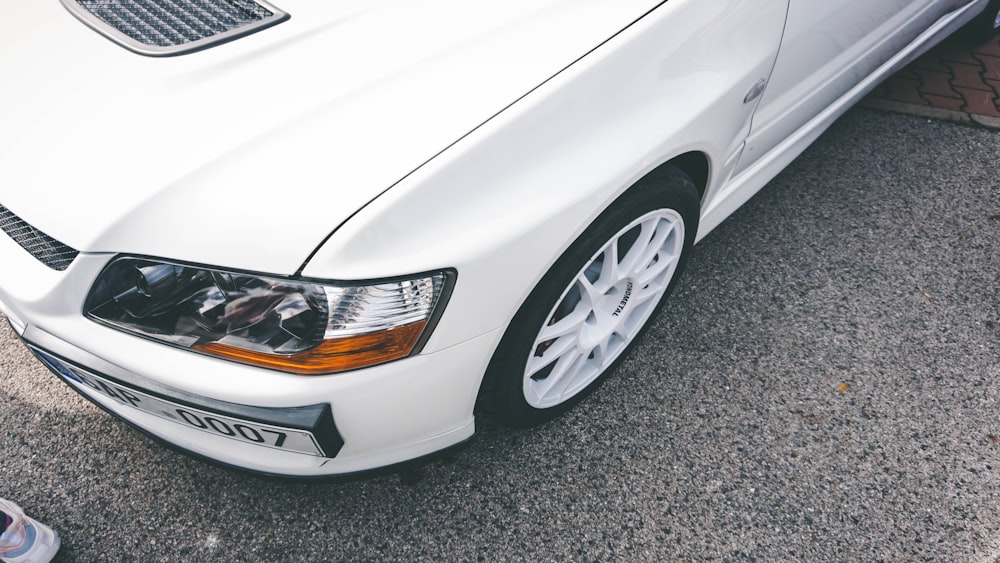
[84,257,451,375]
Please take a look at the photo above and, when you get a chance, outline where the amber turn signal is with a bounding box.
[195,321,427,375]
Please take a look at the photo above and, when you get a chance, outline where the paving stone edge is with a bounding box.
[861,96,1000,129]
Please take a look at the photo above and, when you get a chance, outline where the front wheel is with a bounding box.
[478,165,700,427]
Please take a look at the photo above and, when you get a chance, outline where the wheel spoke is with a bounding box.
[593,337,612,368]
[635,251,679,287]
[628,278,667,309]
[596,243,621,290]
[536,306,589,342]
[604,329,630,359]
[575,274,604,309]
[630,220,675,277]
[616,315,644,340]
[538,348,586,400]
[526,334,577,378]
[618,220,657,275]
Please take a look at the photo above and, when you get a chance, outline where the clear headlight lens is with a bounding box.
[84,257,450,375]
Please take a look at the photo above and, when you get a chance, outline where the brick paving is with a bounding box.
[869,27,1000,119]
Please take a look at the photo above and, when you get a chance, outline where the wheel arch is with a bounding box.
[661,150,710,201]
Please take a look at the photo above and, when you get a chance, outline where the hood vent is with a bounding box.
[60,0,289,56]
[0,205,79,271]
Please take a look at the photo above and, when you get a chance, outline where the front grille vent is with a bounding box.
[60,0,289,57]
[0,205,79,271]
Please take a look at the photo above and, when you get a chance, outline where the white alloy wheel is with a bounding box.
[478,164,700,427]
[522,209,684,408]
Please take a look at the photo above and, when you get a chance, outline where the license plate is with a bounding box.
[32,349,325,457]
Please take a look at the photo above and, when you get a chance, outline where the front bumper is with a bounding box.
[28,335,345,459]
[0,235,494,477]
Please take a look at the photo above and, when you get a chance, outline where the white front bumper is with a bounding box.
[0,234,494,477]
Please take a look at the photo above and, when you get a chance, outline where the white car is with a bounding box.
[0,0,995,477]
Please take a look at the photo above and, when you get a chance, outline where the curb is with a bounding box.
[860,97,1000,129]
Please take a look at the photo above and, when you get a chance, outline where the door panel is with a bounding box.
[734,0,959,174]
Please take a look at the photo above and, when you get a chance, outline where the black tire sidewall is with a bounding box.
[967,0,1000,42]
[479,165,701,427]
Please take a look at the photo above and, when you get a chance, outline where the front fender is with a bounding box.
[301,0,788,354]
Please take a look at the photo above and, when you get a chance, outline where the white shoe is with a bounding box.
[0,499,60,563]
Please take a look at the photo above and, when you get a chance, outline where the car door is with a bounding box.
[733,0,965,174]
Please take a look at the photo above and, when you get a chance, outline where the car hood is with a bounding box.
[0,0,662,275]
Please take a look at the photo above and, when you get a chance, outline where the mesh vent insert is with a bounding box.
[0,205,79,271]
[62,0,289,56]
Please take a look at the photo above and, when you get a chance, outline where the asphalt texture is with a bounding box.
[1,107,999,561]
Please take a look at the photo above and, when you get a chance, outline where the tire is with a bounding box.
[965,0,1000,43]
[478,164,700,427]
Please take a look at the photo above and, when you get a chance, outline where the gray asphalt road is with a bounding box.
[2,108,999,562]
